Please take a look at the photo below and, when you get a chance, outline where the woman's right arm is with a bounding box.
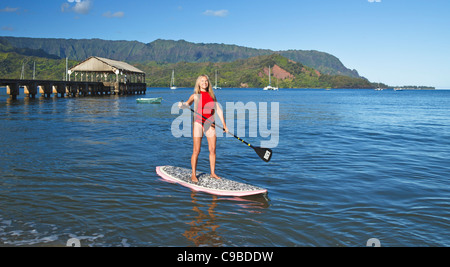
[178,94,195,109]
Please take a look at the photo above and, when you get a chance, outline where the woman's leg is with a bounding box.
[205,124,220,179]
[191,122,203,182]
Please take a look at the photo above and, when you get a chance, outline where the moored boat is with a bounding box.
[136,97,162,104]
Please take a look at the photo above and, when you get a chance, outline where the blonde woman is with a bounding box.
[178,75,229,183]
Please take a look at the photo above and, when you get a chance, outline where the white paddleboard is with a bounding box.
[156,166,267,197]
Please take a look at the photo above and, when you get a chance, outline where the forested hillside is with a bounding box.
[0,37,373,88]
[138,54,372,88]
[0,40,76,80]
[0,36,360,78]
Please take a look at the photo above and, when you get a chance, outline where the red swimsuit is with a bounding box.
[196,91,215,126]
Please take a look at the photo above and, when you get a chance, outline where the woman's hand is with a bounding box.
[222,125,229,133]
[178,101,186,109]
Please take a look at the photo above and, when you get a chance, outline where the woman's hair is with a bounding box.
[194,75,216,101]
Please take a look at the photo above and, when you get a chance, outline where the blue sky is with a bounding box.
[1,0,450,88]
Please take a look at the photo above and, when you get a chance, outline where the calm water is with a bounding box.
[0,88,449,247]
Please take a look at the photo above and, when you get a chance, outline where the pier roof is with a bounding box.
[70,56,145,74]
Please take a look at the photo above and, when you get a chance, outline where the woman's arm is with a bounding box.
[178,94,196,109]
[215,102,229,133]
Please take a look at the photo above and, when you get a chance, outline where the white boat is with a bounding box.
[170,70,177,90]
[213,70,221,90]
[374,82,383,91]
[263,66,278,91]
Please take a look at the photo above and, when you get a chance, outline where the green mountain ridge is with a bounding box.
[138,54,372,88]
[0,39,60,60]
[0,36,360,78]
[0,36,374,88]
[0,43,374,88]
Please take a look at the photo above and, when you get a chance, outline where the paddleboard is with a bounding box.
[156,166,267,197]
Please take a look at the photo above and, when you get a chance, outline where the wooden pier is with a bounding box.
[0,79,146,99]
[1,56,147,99]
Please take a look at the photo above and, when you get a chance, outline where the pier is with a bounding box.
[0,79,146,99]
[0,56,147,99]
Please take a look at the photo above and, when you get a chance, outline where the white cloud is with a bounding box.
[203,9,229,17]
[368,0,382,2]
[61,0,92,15]
[103,11,124,18]
[0,7,19,13]
[73,0,92,14]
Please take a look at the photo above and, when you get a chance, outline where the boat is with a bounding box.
[170,70,177,90]
[263,66,278,91]
[374,82,383,91]
[136,97,162,104]
[213,70,221,90]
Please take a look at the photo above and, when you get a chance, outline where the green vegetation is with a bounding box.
[0,39,59,59]
[137,54,372,88]
[0,36,360,78]
[0,41,76,80]
[0,38,371,88]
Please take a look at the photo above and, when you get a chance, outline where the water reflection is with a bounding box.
[183,191,270,247]
[183,192,222,247]
[231,194,270,213]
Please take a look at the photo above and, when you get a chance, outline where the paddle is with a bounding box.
[180,102,273,163]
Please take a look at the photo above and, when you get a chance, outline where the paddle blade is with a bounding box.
[253,147,273,162]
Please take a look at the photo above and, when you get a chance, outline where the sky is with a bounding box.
[1,0,450,88]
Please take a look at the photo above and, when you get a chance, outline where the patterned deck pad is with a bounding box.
[158,166,266,194]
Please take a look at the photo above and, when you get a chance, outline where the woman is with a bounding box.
[178,75,229,183]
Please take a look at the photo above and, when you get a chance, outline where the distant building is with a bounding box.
[69,56,146,95]
[69,56,145,84]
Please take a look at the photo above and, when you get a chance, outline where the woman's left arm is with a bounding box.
[215,101,229,133]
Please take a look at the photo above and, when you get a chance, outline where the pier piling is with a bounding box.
[24,83,38,98]
[6,83,19,100]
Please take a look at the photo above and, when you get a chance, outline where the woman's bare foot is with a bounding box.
[191,174,199,183]
[210,173,221,180]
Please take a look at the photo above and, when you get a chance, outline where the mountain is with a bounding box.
[137,54,372,89]
[0,39,60,59]
[0,36,360,78]
[0,43,372,88]
[0,39,78,80]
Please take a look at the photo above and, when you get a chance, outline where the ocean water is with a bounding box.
[0,88,449,247]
